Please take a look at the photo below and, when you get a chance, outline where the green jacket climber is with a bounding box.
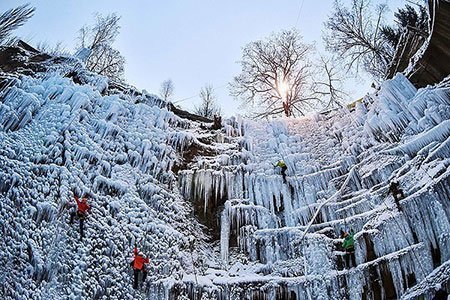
[275,160,287,183]
[342,229,356,269]
[342,230,354,250]
[275,160,286,168]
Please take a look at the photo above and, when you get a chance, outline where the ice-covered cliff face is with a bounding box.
[0,46,212,299]
[0,44,449,300]
[177,75,450,299]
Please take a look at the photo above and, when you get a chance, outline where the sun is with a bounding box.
[277,80,290,98]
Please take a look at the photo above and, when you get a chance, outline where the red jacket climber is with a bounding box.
[70,194,91,240]
[132,247,149,289]
[133,247,149,270]
[74,195,90,214]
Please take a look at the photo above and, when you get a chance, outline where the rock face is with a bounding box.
[388,0,450,88]
[0,43,449,300]
[407,0,450,87]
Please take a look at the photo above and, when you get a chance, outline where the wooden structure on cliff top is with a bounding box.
[387,0,450,88]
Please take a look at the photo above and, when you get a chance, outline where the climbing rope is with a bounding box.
[266,118,337,232]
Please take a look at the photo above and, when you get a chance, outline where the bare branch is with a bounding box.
[323,0,393,79]
[230,29,318,118]
[194,84,221,118]
[0,4,35,44]
[160,79,175,102]
[77,13,125,80]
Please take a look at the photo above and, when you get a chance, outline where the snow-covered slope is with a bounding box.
[0,46,211,299]
[0,44,449,300]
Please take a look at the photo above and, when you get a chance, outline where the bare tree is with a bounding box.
[0,4,35,45]
[324,0,393,79]
[159,79,175,102]
[381,4,428,49]
[230,29,316,118]
[77,13,125,80]
[36,41,68,56]
[311,55,348,109]
[194,85,221,118]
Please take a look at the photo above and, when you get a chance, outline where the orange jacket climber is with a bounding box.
[131,247,149,289]
[70,195,91,241]
[133,247,149,270]
[74,195,90,214]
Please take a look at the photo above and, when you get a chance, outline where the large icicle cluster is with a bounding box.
[0,47,208,299]
[176,74,450,299]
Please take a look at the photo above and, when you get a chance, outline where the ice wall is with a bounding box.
[176,74,450,299]
[0,62,206,299]
[1,43,449,300]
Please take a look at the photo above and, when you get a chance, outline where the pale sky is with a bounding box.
[1,0,405,117]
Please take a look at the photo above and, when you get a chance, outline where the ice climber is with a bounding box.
[389,181,405,211]
[275,160,287,183]
[131,246,149,289]
[432,287,449,300]
[342,228,356,269]
[69,194,91,240]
